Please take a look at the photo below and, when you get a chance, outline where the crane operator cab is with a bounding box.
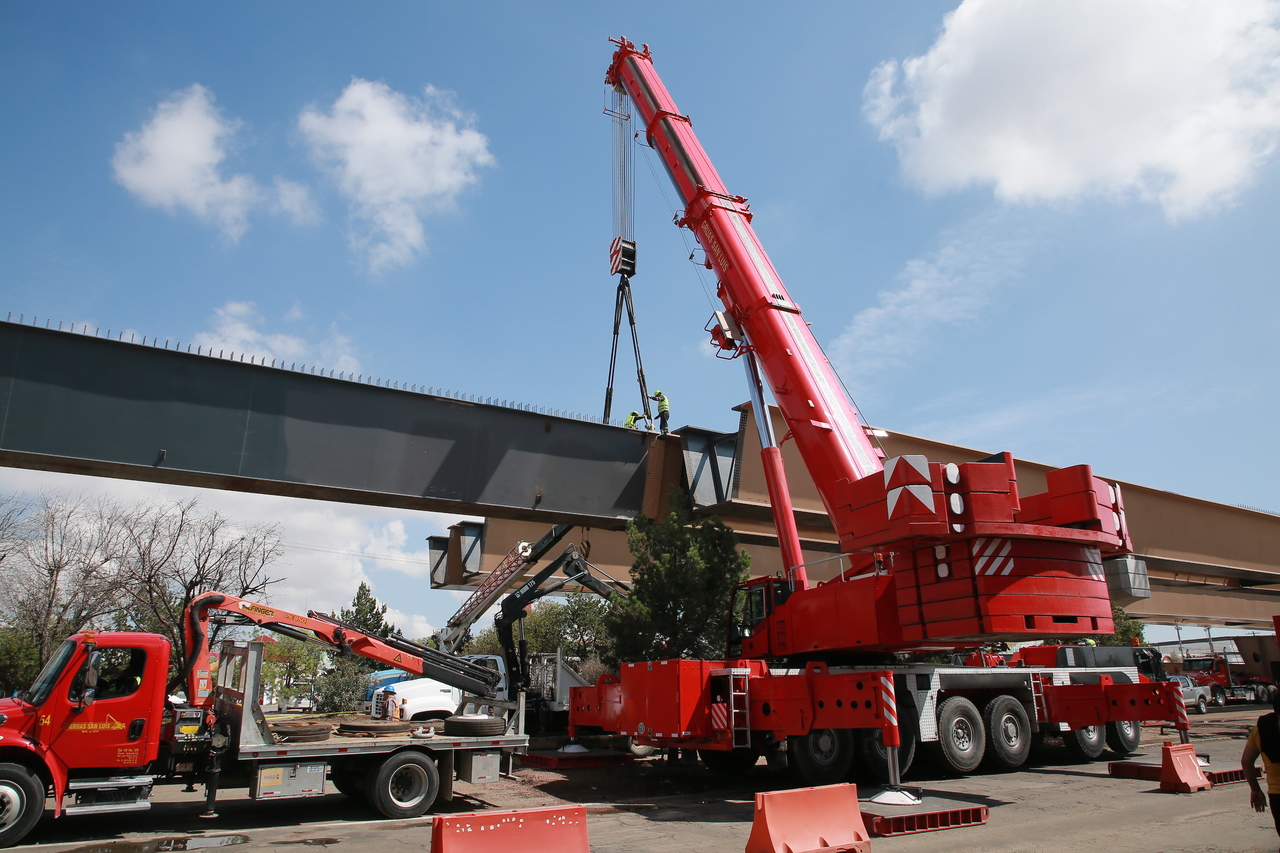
[727,577,796,659]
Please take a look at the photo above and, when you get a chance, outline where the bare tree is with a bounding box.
[114,497,284,678]
[0,493,128,665]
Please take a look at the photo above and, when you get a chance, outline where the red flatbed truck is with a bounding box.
[0,592,526,847]
[569,38,1186,788]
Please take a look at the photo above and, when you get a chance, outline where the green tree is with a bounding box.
[558,593,612,662]
[338,582,396,638]
[310,583,399,711]
[260,636,324,708]
[1094,604,1146,647]
[604,492,750,665]
[0,627,40,696]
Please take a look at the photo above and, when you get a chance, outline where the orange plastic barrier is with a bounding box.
[745,783,872,853]
[431,804,588,853]
[1159,741,1212,793]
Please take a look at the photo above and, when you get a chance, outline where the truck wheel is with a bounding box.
[932,696,986,775]
[1105,720,1142,756]
[788,729,856,785]
[442,715,506,737]
[858,702,919,782]
[1211,687,1227,708]
[698,748,759,775]
[0,763,44,848]
[1264,685,1279,706]
[982,695,1031,771]
[1195,696,1208,715]
[1063,725,1106,762]
[365,752,439,818]
[330,764,366,802]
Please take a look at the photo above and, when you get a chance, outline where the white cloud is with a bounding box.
[113,85,317,238]
[272,177,321,225]
[833,213,1029,389]
[113,85,262,240]
[192,300,360,374]
[865,0,1280,220]
[299,79,495,272]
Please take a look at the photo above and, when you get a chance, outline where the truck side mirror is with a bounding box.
[73,651,102,713]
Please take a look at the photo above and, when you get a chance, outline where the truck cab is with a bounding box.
[372,655,507,721]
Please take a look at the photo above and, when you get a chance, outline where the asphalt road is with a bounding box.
[18,706,1280,853]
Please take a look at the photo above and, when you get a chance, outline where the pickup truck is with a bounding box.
[1169,674,1214,714]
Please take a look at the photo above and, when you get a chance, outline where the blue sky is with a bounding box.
[3,2,1279,640]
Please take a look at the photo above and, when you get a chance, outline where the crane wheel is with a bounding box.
[1105,720,1142,756]
[787,728,856,785]
[857,700,919,782]
[0,763,44,848]
[930,696,986,775]
[1063,725,1106,762]
[981,695,1031,771]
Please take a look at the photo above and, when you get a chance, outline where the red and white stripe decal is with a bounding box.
[1172,690,1189,731]
[879,674,900,748]
[710,702,728,731]
[972,538,1015,576]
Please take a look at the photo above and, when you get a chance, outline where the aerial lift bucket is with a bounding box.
[431,804,589,853]
[744,783,872,853]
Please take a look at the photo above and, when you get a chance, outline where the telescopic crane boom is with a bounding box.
[606,37,1134,652]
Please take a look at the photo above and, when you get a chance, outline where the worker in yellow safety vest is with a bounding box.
[624,411,641,429]
[649,391,670,435]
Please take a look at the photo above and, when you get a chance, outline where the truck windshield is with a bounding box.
[23,639,78,705]
[1182,659,1214,671]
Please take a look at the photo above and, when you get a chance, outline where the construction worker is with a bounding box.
[624,410,641,429]
[382,685,400,720]
[649,391,670,435]
[1242,691,1280,841]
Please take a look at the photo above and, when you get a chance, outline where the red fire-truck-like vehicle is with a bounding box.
[569,38,1185,789]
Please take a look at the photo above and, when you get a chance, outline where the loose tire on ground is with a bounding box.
[1105,720,1142,756]
[982,695,1032,771]
[931,696,986,775]
[788,729,857,786]
[365,752,439,819]
[0,762,44,848]
[857,701,919,782]
[1063,725,1106,762]
[442,714,506,737]
[698,748,759,775]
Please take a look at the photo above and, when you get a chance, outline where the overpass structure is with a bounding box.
[3,317,1278,630]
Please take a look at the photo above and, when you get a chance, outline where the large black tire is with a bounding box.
[932,696,986,775]
[788,729,857,786]
[442,714,506,737]
[857,702,919,782]
[365,752,439,819]
[330,763,366,801]
[1105,720,1142,756]
[982,695,1032,771]
[1063,725,1106,762]
[1211,686,1227,708]
[0,763,44,848]
[1194,695,1208,715]
[698,748,759,775]
[1263,685,1279,706]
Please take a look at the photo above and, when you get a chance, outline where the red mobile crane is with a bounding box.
[571,38,1184,788]
[0,592,520,847]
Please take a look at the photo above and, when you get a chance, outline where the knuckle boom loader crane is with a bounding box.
[0,591,519,847]
[569,38,1186,791]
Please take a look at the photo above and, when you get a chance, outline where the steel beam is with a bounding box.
[0,321,651,527]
